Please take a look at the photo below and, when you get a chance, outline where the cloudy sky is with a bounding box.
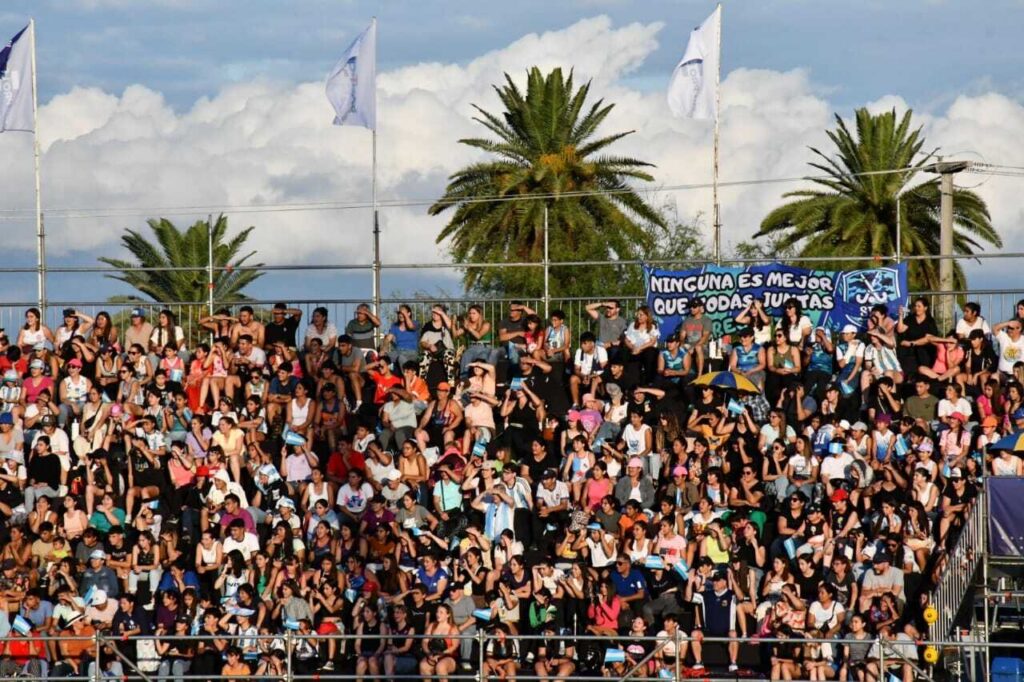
[1,0,1023,314]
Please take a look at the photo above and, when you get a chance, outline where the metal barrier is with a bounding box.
[5,630,1023,682]
[932,484,986,641]
[4,288,1023,348]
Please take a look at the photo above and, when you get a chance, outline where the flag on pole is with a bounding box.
[667,6,720,120]
[0,23,34,133]
[325,20,376,130]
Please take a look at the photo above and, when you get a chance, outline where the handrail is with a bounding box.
[932,485,986,640]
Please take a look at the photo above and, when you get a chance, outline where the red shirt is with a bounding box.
[368,371,402,405]
[326,449,366,480]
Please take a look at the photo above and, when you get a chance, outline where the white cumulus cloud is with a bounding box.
[0,14,1021,298]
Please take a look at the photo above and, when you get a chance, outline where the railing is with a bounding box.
[932,485,986,642]
[5,288,1024,349]
[6,631,1022,682]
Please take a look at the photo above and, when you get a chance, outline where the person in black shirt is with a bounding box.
[938,468,976,544]
[264,303,302,350]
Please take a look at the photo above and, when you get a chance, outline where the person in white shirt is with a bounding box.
[937,384,972,424]
[956,302,991,339]
[570,332,608,407]
[992,318,1024,377]
[336,469,374,521]
[222,519,260,561]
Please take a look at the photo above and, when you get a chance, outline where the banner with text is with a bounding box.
[644,262,909,339]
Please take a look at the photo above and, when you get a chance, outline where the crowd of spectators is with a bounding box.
[0,293,1017,681]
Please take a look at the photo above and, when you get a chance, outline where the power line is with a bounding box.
[0,164,968,223]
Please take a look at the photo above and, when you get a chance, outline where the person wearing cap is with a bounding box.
[993,315,1024,379]
[53,612,97,678]
[673,297,712,377]
[834,323,864,397]
[81,548,119,598]
[613,456,655,510]
[729,326,766,390]
[858,550,904,612]
[685,566,740,672]
[991,433,1024,476]
[122,307,154,354]
[569,331,608,408]
[938,466,976,544]
[57,357,92,429]
[531,468,569,545]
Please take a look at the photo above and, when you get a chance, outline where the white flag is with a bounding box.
[667,6,720,120]
[0,23,34,133]
[326,19,376,130]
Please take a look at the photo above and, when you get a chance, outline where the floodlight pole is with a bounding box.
[925,159,970,329]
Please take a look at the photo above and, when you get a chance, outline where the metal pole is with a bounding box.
[674,629,682,681]
[285,629,293,682]
[982,485,991,679]
[926,159,969,329]
[712,3,722,266]
[93,630,102,682]
[371,17,382,338]
[207,213,214,315]
[895,190,901,263]
[477,630,486,682]
[543,205,550,319]
[878,636,885,680]
[30,19,45,313]
[939,167,954,327]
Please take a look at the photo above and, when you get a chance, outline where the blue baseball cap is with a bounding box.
[131,307,146,318]
[1013,408,1024,421]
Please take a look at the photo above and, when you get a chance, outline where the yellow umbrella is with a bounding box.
[691,370,761,394]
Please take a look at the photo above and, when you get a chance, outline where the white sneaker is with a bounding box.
[691,662,704,670]
[729,663,739,672]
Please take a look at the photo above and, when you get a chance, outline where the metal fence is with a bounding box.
[4,288,1024,347]
[6,630,1023,682]
[931,486,986,642]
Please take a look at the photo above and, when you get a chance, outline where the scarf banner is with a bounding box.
[643,262,909,339]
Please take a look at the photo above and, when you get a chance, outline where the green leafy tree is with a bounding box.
[755,108,999,291]
[99,215,263,304]
[429,67,667,298]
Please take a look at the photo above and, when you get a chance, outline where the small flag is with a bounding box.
[0,24,34,133]
[473,608,493,621]
[326,19,376,130]
[645,555,665,570]
[604,648,626,664]
[12,615,32,635]
[673,558,690,580]
[667,6,721,120]
[727,398,744,415]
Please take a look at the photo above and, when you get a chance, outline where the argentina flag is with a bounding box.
[0,23,34,133]
[325,19,376,130]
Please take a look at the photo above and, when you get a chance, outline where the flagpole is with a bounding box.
[370,16,381,336]
[29,18,45,312]
[712,3,722,266]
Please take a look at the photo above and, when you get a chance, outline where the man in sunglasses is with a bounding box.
[993,317,1024,380]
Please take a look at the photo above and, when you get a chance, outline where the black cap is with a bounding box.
[62,308,76,318]
[689,297,704,308]
[712,570,728,581]
[738,326,754,337]
[542,468,558,480]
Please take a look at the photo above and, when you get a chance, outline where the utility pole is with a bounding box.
[924,159,970,329]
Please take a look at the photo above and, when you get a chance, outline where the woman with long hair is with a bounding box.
[766,328,802,407]
[16,307,53,354]
[419,603,460,682]
[623,305,660,385]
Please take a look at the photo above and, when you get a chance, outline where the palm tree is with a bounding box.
[429,67,666,297]
[99,215,263,303]
[755,108,999,291]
